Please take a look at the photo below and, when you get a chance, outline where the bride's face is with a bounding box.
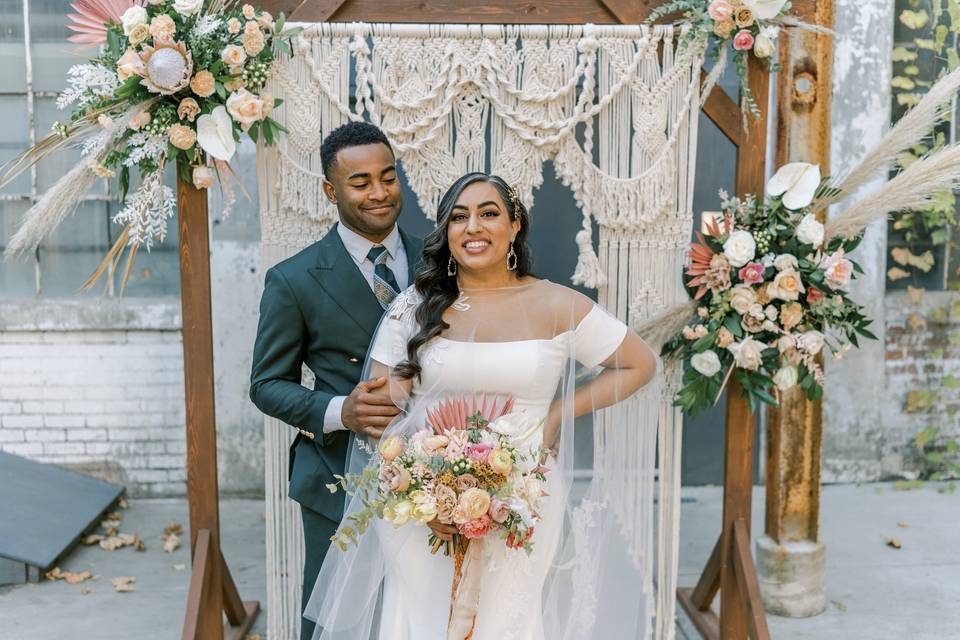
[446,182,520,276]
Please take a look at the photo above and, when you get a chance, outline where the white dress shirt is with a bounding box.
[322,223,409,434]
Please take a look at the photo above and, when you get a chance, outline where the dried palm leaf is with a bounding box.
[79,225,129,292]
[824,145,960,241]
[634,299,698,351]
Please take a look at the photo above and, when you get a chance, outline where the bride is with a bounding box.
[305,173,660,640]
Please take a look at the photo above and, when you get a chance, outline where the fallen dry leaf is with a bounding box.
[80,587,92,595]
[162,533,182,553]
[897,521,910,528]
[111,576,136,593]
[83,534,104,545]
[135,537,146,552]
[46,567,63,581]
[46,568,93,584]
[173,564,186,571]
[164,522,184,536]
[105,511,124,522]
[885,537,902,549]
[831,600,847,612]
[99,536,126,551]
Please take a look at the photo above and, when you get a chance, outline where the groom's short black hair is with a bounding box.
[320,122,394,177]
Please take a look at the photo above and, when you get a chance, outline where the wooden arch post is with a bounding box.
[178,168,260,640]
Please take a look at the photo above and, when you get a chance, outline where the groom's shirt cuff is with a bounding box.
[322,395,347,434]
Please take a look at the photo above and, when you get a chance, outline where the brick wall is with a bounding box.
[0,299,187,496]
[880,290,960,478]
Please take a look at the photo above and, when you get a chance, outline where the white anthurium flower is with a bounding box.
[742,0,789,20]
[196,106,236,161]
[773,366,798,391]
[767,162,822,210]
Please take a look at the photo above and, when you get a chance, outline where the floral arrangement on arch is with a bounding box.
[662,162,877,415]
[648,0,797,118]
[0,0,299,288]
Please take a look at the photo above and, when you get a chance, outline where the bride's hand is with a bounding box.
[426,517,458,542]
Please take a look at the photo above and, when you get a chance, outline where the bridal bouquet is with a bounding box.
[1,0,300,279]
[663,162,876,415]
[329,395,551,556]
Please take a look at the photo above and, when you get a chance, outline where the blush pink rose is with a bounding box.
[454,473,479,492]
[738,262,765,285]
[806,288,825,304]
[707,0,734,21]
[378,464,410,493]
[821,250,854,290]
[458,514,492,539]
[466,443,492,462]
[733,29,755,51]
[488,497,511,524]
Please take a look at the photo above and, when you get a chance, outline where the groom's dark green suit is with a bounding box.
[249,223,421,639]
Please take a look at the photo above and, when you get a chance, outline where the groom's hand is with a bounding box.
[341,377,400,438]
[427,518,458,542]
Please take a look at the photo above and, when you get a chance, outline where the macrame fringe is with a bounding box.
[572,227,608,288]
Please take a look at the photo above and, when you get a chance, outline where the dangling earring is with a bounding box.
[507,242,518,271]
[447,255,458,276]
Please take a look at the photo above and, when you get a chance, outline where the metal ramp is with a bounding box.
[0,451,124,585]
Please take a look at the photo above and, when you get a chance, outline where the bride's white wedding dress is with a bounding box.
[306,280,660,640]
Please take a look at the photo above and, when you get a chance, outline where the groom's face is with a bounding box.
[323,143,403,243]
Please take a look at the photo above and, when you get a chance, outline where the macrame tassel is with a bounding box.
[571,225,607,288]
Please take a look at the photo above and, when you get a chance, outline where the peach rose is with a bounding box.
[458,514,492,539]
[734,7,755,27]
[190,70,216,97]
[116,48,145,81]
[221,44,247,68]
[227,17,242,34]
[378,463,411,493]
[127,111,151,131]
[435,484,457,524]
[226,88,265,129]
[714,19,735,38]
[733,29,755,51]
[177,97,200,121]
[224,77,245,91]
[422,434,450,453]
[757,283,774,305]
[488,448,513,475]
[716,326,735,349]
[768,269,805,301]
[168,124,197,150]
[257,11,274,28]
[242,3,255,19]
[458,487,491,520]
[727,336,768,371]
[244,20,261,35]
[454,473,479,492]
[488,497,511,524]
[97,114,113,128]
[379,435,403,462]
[243,29,266,56]
[149,14,176,41]
[128,23,149,45]
[192,165,214,190]
[707,0,734,21]
[779,302,803,330]
[730,285,757,316]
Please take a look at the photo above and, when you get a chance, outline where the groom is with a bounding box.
[249,122,422,640]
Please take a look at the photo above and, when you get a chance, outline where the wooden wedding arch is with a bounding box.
[176,0,834,638]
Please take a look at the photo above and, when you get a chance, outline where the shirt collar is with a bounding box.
[337,222,402,264]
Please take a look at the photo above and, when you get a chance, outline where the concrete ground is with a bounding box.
[1,482,957,639]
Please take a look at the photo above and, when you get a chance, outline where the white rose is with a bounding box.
[796,330,825,355]
[121,5,148,35]
[772,366,798,391]
[172,0,204,16]
[761,253,776,268]
[691,350,722,377]
[742,0,788,20]
[729,285,757,316]
[774,253,799,272]
[748,303,766,320]
[226,88,265,131]
[764,305,778,321]
[795,214,825,248]
[753,33,776,58]
[727,336,768,371]
[767,162,821,210]
[723,230,757,268]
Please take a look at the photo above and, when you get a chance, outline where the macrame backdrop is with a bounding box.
[257,22,703,640]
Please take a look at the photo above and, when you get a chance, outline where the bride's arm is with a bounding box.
[544,330,658,451]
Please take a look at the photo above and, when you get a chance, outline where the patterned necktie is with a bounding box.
[367,245,400,309]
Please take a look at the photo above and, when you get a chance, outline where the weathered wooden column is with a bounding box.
[755,0,834,617]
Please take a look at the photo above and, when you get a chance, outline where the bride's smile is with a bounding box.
[446,181,521,284]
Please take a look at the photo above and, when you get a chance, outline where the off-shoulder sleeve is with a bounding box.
[573,304,629,368]
[368,287,420,367]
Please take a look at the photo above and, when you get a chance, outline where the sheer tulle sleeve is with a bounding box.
[368,287,421,367]
[573,304,629,368]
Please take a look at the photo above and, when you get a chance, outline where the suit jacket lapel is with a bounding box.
[400,228,422,285]
[307,227,383,339]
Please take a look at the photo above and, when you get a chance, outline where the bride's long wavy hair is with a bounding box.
[395,173,533,380]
